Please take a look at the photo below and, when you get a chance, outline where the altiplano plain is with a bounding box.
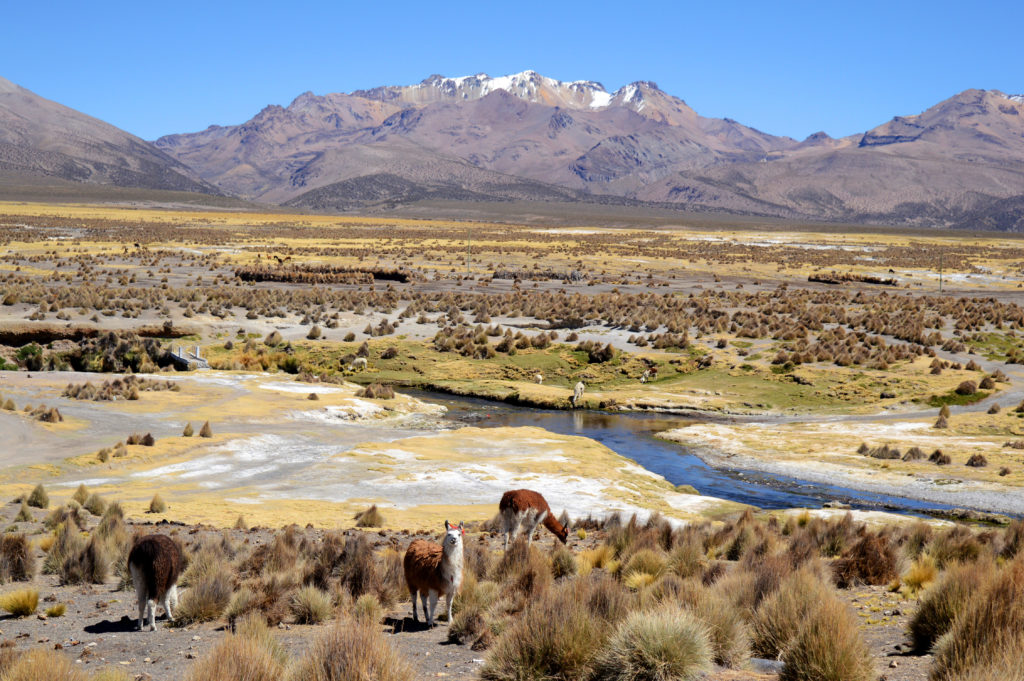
[1,201,1024,680]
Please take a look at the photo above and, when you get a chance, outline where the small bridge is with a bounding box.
[169,345,209,370]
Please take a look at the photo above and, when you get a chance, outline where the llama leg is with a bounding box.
[131,564,146,631]
[410,589,419,622]
[530,510,547,546]
[501,509,513,551]
[164,585,178,623]
[420,592,430,625]
[446,591,454,625]
[147,599,157,631]
[427,590,439,627]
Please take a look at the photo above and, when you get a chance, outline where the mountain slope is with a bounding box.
[0,76,217,194]
[153,72,1024,228]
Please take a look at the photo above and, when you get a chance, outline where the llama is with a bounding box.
[534,373,544,385]
[571,381,585,407]
[349,357,368,371]
[403,520,464,627]
[499,489,569,550]
[640,369,651,383]
[128,534,184,631]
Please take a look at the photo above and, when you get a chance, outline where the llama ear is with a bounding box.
[459,521,465,535]
[444,519,451,531]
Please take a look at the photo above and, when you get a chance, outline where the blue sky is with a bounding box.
[4,0,1021,141]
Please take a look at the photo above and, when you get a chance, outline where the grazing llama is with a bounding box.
[403,520,464,627]
[571,381,585,407]
[499,489,569,550]
[349,357,368,371]
[640,369,651,383]
[128,534,184,631]
[534,373,544,385]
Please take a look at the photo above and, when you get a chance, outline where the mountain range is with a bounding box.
[3,71,1024,229]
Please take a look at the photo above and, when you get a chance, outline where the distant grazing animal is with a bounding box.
[128,534,184,631]
[403,520,464,627]
[571,381,585,407]
[499,489,569,550]
[349,357,368,371]
[640,369,651,384]
[534,373,544,385]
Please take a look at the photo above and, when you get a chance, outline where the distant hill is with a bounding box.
[0,76,218,195]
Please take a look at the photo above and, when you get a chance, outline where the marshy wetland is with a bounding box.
[2,201,1024,679]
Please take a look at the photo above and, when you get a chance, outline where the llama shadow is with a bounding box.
[84,615,144,634]
[385,614,452,635]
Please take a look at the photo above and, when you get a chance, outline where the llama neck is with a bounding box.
[441,541,463,586]
[542,513,564,538]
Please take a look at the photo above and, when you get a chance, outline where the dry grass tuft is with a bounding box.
[177,570,233,624]
[0,588,38,617]
[0,647,87,680]
[354,504,385,528]
[26,484,48,509]
[752,566,833,659]
[292,585,334,625]
[0,534,36,582]
[593,605,712,681]
[931,556,1024,680]
[908,560,994,654]
[287,618,414,681]
[185,625,285,681]
[353,593,384,624]
[148,494,167,513]
[779,596,873,681]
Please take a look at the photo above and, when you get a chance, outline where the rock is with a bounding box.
[890,660,899,668]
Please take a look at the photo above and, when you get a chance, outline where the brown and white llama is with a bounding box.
[499,489,569,551]
[403,520,464,627]
[128,534,184,631]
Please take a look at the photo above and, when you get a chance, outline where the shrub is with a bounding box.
[45,603,66,617]
[834,534,898,587]
[292,585,334,624]
[931,557,1024,681]
[14,503,31,523]
[141,432,155,446]
[264,330,282,347]
[752,566,833,659]
[26,484,48,509]
[900,554,938,596]
[0,588,38,616]
[593,605,712,681]
[621,548,667,581]
[779,596,872,681]
[550,546,577,579]
[43,522,86,576]
[235,515,248,530]
[149,494,167,513]
[357,383,395,399]
[182,422,194,437]
[934,415,949,429]
[482,579,611,681]
[177,570,233,623]
[956,380,978,395]
[199,421,213,437]
[44,503,86,531]
[71,484,89,505]
[691,590,751,669]
[83,493,106,516]
[287,618,414,681]
[353,504,385,528]
[0,648,87,681]
[353,593,383,624]
[903,446,926,461]
[185,627,285,681]
[930,526,982,568]
[908,560,994,654]
[307,325,323,340]
[0,534,36,582]
[965,454,988,467]
[61,534,111,585]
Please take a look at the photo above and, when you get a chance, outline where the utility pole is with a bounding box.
[939,251,943,294]
[466,228,471,275]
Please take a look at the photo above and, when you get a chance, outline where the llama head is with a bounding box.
[555,522,569,544]
[443,520,464,552]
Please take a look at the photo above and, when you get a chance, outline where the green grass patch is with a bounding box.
[926,391,991,408]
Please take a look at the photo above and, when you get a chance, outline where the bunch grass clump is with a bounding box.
[286,618,414,681]
[0,588,38,617]
[778,596,873,681]
[354,504,385,528]
[593,605,712,681]
[292,585,334,624]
